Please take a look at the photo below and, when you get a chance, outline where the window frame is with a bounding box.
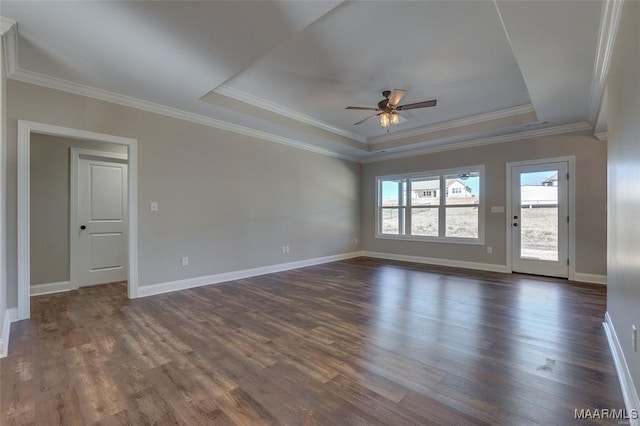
[375,165,485,245]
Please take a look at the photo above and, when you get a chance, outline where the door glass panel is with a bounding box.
[520,171,558,261]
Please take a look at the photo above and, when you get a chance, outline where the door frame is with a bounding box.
[70,148,128,290]
[17,120,139,320]
[505,156,576,280]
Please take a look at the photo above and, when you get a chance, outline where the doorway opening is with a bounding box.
[506,157,576,280]
[17,121,138,320]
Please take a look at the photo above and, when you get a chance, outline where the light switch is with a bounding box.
[491,206,505,213]
[150,201,158,212]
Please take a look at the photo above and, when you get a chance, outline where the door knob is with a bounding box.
[513,223,518,227]
[80,225,86,230]
[513,215,518,219]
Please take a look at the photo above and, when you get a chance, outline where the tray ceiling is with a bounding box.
[1,1,607,160]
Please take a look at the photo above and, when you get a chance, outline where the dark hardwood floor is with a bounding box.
[1,257,624,425]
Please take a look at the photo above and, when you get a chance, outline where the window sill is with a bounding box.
[375,234,485,246]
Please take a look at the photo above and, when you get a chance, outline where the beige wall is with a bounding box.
[361,132,607,276]
[6,79,361,306]
[30,134,127,285]
[607,0,640,395]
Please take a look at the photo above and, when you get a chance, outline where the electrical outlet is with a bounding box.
[150,201,158,211]
[281,246,286,254]
[487,246,492,254]
[285,246,290,253]
[633,325,637,352]
[181,256,189,266]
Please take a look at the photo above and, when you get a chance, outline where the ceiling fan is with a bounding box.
[346,89,437,129]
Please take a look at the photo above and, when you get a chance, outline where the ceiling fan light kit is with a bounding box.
[380,112,390,128]
[346,89,437,130]
[379,111,401,129]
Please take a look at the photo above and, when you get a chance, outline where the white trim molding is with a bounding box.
[1,307,19,358]
[361,251,509,274]
[138,252,363,298]
[30,281,72,296]
[8,68,359,162]
[1,21,604,165]
[5,54,593,166]
[573,273,607,285]
[1,17,17,74]
[17,120,140,320]
[361,122,592,164]
[0,17,17,36]
[588,0,624,127]
[368,104,536,145]
[595,132,608,141]
[603,312,640,425]
[214,85,367,144]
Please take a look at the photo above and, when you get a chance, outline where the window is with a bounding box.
[376,166,484,244]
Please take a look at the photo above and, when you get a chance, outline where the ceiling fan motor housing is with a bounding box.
[380,90,393,111]
[378,99,391,111]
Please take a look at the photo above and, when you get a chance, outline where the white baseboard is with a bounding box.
[1,307,19,358]
[138,251,363,298]
[603,312,640,425]
[361,251,509,273]
[30,280,72,296]
[573,273,607,285]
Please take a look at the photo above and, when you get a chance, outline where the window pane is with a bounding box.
[445,172,480,205]
[520,206,558,260]
[410,176,440,206]
[445,207,478,238]
[381,208,402,234]
[381,179,408,207]
[519,171,558,260]
[411,207,438,236]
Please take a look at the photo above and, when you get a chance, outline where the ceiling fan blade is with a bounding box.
[396,99,437,110]
[353,113,381,125]
[388,89,406,107]
[345,106,379,111]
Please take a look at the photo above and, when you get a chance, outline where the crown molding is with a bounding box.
[215,84,367,143]
[7,66,594,165]
[0,16,16,36]
[367,104,536,145]
[8,67,360,162]
[587,0,623,127]
[361,122,592,163]
[594,131,608,141]
[1,17,17,74]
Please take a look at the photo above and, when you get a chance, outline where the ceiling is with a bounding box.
[1,1,611,161]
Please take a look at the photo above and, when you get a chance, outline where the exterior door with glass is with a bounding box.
[510,161,569,278]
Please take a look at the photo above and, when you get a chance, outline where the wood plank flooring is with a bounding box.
[1,257,624,425]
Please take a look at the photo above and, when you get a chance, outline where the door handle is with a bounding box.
[80,225,86,230]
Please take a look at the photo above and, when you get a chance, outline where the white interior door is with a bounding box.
[511,161,569,278]
[72,150,128,287]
